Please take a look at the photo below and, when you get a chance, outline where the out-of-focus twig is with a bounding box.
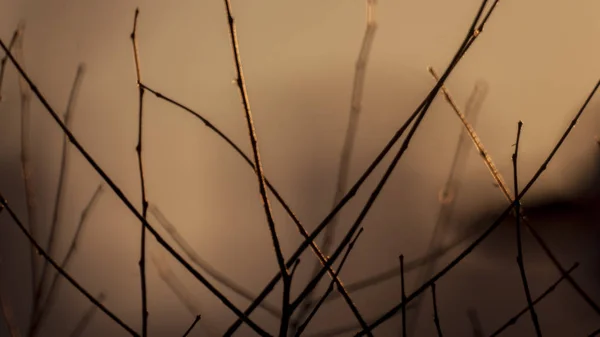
[294,228,364,336]
[299,0,378,330]
[0,35,268,337]
[0,194,138,336]
[0,256,21,337]
[69,293,106,337]
[231,1,500,333]
[35,63,86,320]
[0,26,22,102]
[356,76,599,336]
[150,250,202,316]
[430,66,600,317]
[148,204,281,319]
[467,308,484,337]
[150,248,218,337]
[12,24,40,324]
[407,74,488,335]
[31,184,104,336]
[142,83,362,335]
[399,255,407,337]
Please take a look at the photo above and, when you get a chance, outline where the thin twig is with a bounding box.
[430,66,600,316]
[222,1,290,334]
[142,84,365,336]
[0,194,139,336]
[291,1,493,329]
[489,263,579,337]
[31,185,104,336]
[0,25,22,102]
[35,63,86,320]
[467,308,484,337]
[150,250,217,337]
[399,255,407,337]
[430,284,442,337]
[12,25,40,327]
[148,204,281,319]
[0,36,270,337]
[69,293,106,337]
[294,228,364,337]
[182,315,201,337]
[300,0,377,329]
[429,67,511,202]
[228,1,498,331]
[354,77,600,336]
[512,121,543,336]
[325,220,484,302]
[130,8,149,337]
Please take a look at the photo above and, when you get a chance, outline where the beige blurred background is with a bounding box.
[1,0,600,336]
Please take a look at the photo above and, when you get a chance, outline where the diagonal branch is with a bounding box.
[430,66,600,317]
[69,292,106,337]
[228,1,499,333]
[142,84,364,335]
[0,35,270,337]
[0,194,139,336]
[148,204,282,319]
[406,74,488,335]
[354,77,600,336]
[294,228,365,336]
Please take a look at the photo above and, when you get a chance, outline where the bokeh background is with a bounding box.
[1,0,600,336]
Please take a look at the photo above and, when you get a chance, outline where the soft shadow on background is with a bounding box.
[1,0,600,336]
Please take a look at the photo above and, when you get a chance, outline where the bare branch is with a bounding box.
[221,1,290,333]
[467,308,484,337]
[229,0,499,331]
[0,194,139,336]
[130,8,149,337]
[408,72,489,335]
[148,204,281,319]
[0,35,269,337]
